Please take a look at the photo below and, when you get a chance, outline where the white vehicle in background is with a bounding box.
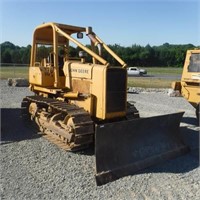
[127,67,147,76]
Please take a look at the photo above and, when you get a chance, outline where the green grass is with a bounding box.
[0,66,29,79]
[136,67,182,75]
[128,77,176,88]
[127,67,182,88]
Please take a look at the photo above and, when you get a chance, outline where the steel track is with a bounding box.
[21,96,94,151]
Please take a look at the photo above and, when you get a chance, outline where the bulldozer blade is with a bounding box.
[95,112,189,186]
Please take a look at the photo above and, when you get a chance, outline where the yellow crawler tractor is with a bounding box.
[22,22,189,185]
[172,49,200,120]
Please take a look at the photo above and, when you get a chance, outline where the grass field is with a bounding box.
[1,66,29,79]
[0,66,182,88]
[127,67,182,88]
[140,67,182,75]
[128,77,177,88]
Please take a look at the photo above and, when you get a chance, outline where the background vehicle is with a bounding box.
[22,22,188,185]
[127,67,147,76]
[172,49,200,120]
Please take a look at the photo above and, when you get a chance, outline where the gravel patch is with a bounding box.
[1,80,199,200]
[128,87,169,94]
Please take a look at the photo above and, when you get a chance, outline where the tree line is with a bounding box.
[1,42,31,65]
[0,41,198,67]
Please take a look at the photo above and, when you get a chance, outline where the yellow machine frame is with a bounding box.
[172,49,200,118]
[29,22,127,120]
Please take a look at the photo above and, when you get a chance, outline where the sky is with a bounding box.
[0,0,199,47]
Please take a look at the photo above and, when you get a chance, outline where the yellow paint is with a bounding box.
[172,49,200,108]
[29,22,127,120]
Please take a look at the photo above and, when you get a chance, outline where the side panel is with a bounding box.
[63,61,93,89]
[91,65,106,119]
[181,83,200,108]
[64,62,106,118]
[29,66,54,87]
[181,50,200,107]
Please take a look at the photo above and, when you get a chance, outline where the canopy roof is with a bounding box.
[34,22,86,44]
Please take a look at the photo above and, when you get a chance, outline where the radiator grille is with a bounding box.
[106,68,126,113]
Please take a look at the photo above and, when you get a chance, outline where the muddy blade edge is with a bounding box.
[95,112,189,186]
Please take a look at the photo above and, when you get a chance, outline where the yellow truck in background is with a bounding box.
[172,49,200,120]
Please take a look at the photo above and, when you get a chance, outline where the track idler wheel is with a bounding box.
[29,102,38,120]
